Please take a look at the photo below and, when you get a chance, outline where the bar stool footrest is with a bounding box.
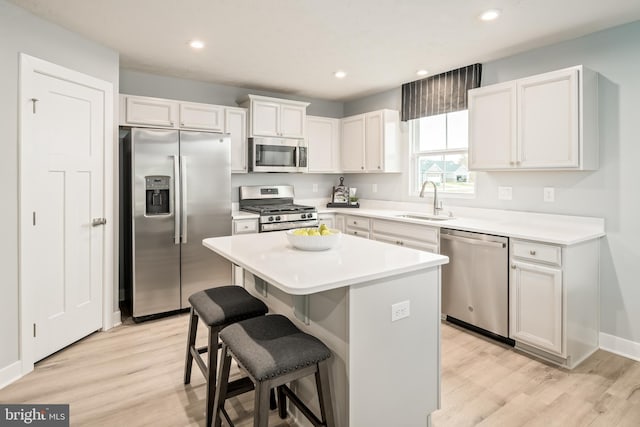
[281,384,325,427]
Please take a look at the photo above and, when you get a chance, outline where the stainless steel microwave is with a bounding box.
[249,137,308,173]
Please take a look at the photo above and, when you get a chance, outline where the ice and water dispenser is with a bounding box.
[145,176,170,215]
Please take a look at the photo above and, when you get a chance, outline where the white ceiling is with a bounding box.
[9,0,640,101]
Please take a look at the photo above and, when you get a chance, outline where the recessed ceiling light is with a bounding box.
[416,69,429,77]
[189,40,205,49]
[480,9,501,21]
[334,70,347,79]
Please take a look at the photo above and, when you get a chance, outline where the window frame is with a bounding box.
[408,111,476,199]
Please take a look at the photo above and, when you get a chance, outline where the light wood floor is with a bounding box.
[1,314,639,426]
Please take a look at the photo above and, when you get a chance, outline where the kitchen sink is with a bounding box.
[396,213,453,221]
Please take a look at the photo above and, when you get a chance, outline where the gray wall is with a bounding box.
[0,0,119,371]
[343,21,640,344]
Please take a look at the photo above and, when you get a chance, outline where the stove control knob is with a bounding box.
[275,216,281,221]
[301,213,307,219]
[268,216,274,222]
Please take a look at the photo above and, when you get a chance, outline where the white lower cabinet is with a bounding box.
[335,215,345,233]
[509,238,600,368]
[510,260,563,354]
[371,219,439,253]
[318,213,335,229]
[232,218,259,285]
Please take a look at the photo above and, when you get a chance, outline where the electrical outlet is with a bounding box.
[372,183,378,193]
[498,186,512,201]
[391,300,410,322]
[312,183,318,193]
[544,187,555,202]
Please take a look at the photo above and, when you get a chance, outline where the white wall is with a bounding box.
[343,20,640,345]
[0,0,119,373]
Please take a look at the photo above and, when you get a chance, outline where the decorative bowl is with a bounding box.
[285,228,342,251]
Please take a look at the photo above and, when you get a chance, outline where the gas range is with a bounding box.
[239,185,318,232]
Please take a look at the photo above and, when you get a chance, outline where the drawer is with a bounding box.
[346,229,369,239]
[372,219,439,244]
[373,234,438,253]
[233,219,258,234]
[345,216,370,231]
[512,240,561,266]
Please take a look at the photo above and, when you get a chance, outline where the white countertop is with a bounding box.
[203,231,449,295]
[317,202,605,246]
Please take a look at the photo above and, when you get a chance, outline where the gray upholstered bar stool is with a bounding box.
[213,314,335,427]
[184,286,269,427]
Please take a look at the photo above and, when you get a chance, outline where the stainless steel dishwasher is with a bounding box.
[440,228,513,344]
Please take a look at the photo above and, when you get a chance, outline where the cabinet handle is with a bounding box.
[361,166,364,170]
[511,264,516,269]
[529,250,536,255]
[170,121,174,126]
[378,166,381,169]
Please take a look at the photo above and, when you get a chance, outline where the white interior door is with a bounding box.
[21,56,108,362]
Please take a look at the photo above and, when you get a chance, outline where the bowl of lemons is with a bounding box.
[286,224,342,251]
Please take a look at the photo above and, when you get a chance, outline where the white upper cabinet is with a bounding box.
[468,82,517,170]
[468,65,598,170]
[341,109,400,173]
[341,114,366,172]
[179,102,224,131]
[120,94,248,173]
[225,107,248,173]
[306,115,341,173]
[121,94,178,128]
[241,94,309,139]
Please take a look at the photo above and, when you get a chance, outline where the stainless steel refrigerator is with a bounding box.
[120,127,232,320]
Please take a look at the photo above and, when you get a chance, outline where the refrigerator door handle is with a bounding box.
[173,155,181,245]
[181,155,188,244]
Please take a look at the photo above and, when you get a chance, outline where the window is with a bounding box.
[409,110,474,195]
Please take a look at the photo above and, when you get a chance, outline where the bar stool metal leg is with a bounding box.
[206,326,220,427]
[213,344,232,427]
[184,307,199,384]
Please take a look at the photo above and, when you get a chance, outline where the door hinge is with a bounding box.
[32,211,36,226]
[33,323,36,338]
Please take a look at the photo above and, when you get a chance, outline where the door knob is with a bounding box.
[92,218,107,227]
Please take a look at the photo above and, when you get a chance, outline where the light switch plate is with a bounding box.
[498,186,512,201]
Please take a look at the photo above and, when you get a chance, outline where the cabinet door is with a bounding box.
[179,102,224,131]
[468,82,516,170]
[365,111,383,172]
[124,95,177,128]
[510,260,563,355]
[225,108,248,173]
[307,116,341,173]
[251,100,280,137]
[517,69,579,168]
[280,103,306,138]
[341,115,366,172]
[335,215,345,233]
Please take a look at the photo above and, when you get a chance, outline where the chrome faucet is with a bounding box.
[419,180,442,216]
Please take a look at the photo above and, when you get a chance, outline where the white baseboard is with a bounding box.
[0,361,22,390]
[600,332,640,362]
[112,310,122,327]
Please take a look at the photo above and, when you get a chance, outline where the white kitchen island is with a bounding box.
[203,231,449,427]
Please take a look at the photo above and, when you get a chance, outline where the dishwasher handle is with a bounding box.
[441,233,506,248]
